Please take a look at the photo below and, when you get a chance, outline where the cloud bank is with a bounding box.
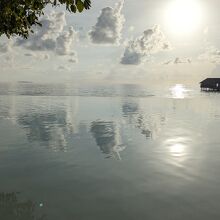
[0,40,13,53]
[15,11,78,60]
[163,57,192,65]
[89,0,125,45]
[199,46,220,64]
[121,25,170,65]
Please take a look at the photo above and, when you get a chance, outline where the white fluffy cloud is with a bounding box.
[15,11,77,59]
[24,52,50,60]
[68,58,77,63]
[89,0,125,45]
[0,40,15,68]
[121,25,170,65]
[57,65,71,71]
[0,40,13,53]
[163,57,192,65]
[56,27,76,55]
[199,46,220,64]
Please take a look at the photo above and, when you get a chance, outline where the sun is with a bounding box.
[165,0,204,35]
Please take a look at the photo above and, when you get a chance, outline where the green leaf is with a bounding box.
[0,0,92,38]
[70,4,77,13]
[84,0,91,10]
[76,0,84,13]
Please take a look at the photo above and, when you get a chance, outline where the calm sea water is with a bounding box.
[0,82,220,220]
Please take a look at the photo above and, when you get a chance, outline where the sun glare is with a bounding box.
[170,84,188,99]
[165,0,204,35]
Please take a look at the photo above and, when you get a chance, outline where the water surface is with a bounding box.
[0,83,220,219]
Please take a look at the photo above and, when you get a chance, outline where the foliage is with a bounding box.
[0,0,91,38]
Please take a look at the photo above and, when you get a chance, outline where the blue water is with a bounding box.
[0,82,220,219]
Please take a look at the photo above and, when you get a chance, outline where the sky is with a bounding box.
[0,0,220,84]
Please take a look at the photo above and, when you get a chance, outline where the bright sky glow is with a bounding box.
[0,0,218,83]
[165,0,204,35]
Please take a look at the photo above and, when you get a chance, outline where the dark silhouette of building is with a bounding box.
[200,78,220,91]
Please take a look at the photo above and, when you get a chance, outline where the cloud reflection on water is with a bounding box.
[1,84,220,219]
[0,94,79,152]
[90,121,126,160]
[17,112,70,152]
[122,100,166,140]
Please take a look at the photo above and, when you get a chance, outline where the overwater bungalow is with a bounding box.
[200,78,220,91]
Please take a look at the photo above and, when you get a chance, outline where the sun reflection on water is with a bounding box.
[169,143,186,157]
[170,84,188,99]
[165,137,190,158]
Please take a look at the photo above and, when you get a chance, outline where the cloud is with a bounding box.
[120,25,170,65]
[24,53,34,57]
[24,52,50,60]
[16,12,65,51]
[89,0,125,45]
[57,65,71,71]
[68,58,77,63]
[68,51,78,63]
[56,27,76,55]
[0,40,15,68]
[15,11,77,60]
[0,40,13,53]
[198,46,220,64]
[163,57,192,65]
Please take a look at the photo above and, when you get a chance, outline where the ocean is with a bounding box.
[0,82,220,219]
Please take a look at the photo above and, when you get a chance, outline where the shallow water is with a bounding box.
[0,83,220,220]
